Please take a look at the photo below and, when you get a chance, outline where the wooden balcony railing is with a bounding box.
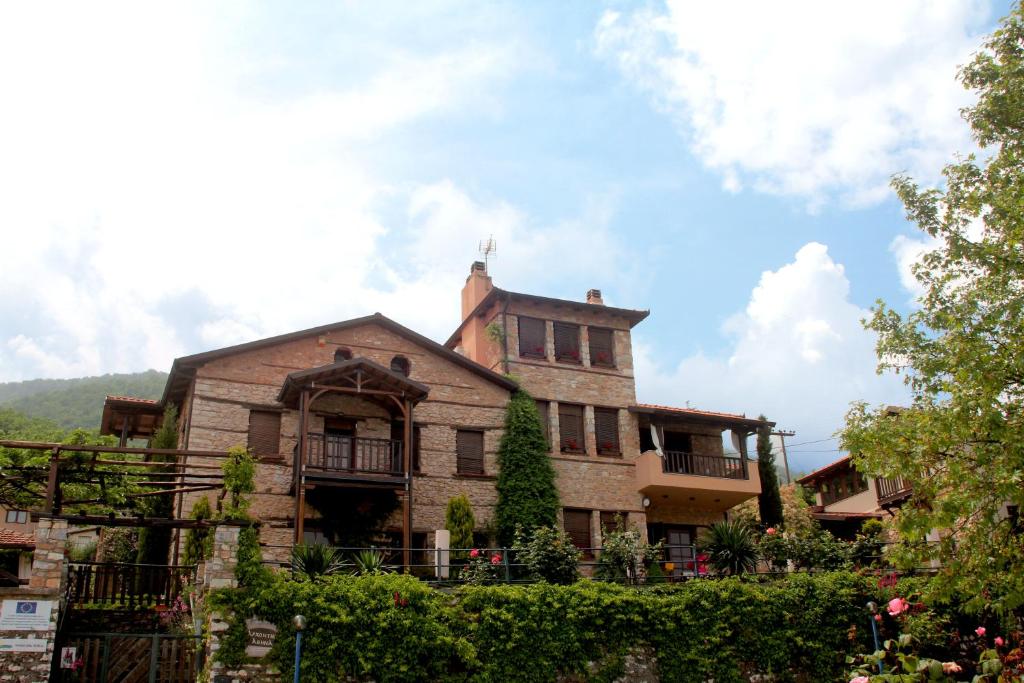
[305,434,403,476]
[67,562,195,608]
[662,451,746,479]
[876,476,911,504]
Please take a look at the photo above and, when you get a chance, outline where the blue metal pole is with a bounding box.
[868,611,883,675]
[293,631,303,683]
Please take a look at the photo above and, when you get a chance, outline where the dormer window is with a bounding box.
[390,355,411,376]
[334,348,352,362]
[553,322,581,363]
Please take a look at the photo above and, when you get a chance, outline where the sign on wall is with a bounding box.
[245,618,277,658]
[0,601,53,631]
[0,638,47,652]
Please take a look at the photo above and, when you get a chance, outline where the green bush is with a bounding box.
[512,525,580,585]
[445,494,475,558]
[700,520,758,575]
[227,571,887,682]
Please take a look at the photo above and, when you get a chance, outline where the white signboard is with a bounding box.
[0,601,53,631]
[0,638,47,653]
[245,618,277,658]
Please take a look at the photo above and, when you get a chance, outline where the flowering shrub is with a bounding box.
[595,522,662,585]
[512,525,580,585]
[461,548,504,585]
[562,438,580,452]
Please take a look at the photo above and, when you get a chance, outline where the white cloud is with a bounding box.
[595,1,989,207]
[634,242,909,470]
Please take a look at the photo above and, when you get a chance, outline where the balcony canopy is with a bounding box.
[277,357,429,408]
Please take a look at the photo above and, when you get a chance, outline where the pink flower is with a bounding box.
[766,527,776,535]
[490,553,502,565]
[887,597,909,616]
[976,626,986,637]
[942,662,962,674]
[874,614,882,622]
[469,549,480,558]
[995,636,1004,647]
[850,677,870,683]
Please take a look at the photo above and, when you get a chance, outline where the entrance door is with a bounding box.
[665,527,696,579]
[324,419,355,470]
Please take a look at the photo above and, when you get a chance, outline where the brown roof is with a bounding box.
[277,358,431,406]
[629,403,772,429]
[796,455,854,484]
[105,396,159,406]
[0,529,35,549]
[445,287,650,348]
[162,313,518,405]
[100,395,165,438]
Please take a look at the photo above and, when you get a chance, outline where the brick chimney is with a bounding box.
[586,288,604,305]
[461,261,493,319]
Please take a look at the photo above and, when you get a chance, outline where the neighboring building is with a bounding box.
[796,455,905,538]
[101,262,771,566]
[0,528,35,585]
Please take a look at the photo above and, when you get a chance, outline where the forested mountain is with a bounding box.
[0,370,167,430]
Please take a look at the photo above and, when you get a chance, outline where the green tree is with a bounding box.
[182,496,213,566]
[444,494,475,555]
[136,405,177,565]
[493,389,559,546]
[755,419,784,529]
[842,4,1024,612]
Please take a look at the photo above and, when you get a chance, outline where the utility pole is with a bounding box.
[772,430,795,484]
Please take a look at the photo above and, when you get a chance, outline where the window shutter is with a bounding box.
[588,328,615,367]
[600,511,625,534]
[518,317,546,358]
[247,410,281,457]
[553,322,580,362]
[535,400,550,448]
[558,403,584,452]
[594,408,620,455]
[563,509,592,551]
[456,430,485,475]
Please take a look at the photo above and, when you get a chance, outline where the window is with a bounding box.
[456,430,485,475]
[599,511,626,534]
[558,403,584,453]
[247,410,281,458]
[5,510,27,524]
[588,328,615,368]
[390,355,411,376]
[535,400,550,449]
[553,322,581,363]
[518,317,546,358]
[594,408,620,456]
[334,347,352,362]
[563,509,592,553]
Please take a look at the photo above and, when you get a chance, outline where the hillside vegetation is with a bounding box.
[0,370,167,430]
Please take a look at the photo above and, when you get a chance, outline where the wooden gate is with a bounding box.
[55,633,201,683]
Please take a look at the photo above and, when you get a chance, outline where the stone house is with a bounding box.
[103,262,770,569]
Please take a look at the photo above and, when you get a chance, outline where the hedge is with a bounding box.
[228,571,883,682]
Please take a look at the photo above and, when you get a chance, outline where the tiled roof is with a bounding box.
[105,395,159,405]
[0,529,35,548]
[795,454,853,483]
[634,403,748,420]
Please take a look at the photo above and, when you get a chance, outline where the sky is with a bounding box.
[0,1,1011,471]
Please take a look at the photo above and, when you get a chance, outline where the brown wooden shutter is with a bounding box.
[588,328,615,367]
[553,322,580,362]
[247,410,281,457]
[456,430,484,475]
[600,511,625,534]
[558,403,584,452]
[518,317,546,358]
[563,509,592,551]
[535,400,550,448]
[594,408,620,455]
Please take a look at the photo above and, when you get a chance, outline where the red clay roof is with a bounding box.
[0,529,35,549]
[634,403,747,420]
[629,403,772,429]
[796,454,854,484]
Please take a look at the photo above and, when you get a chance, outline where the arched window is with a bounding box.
[334,348,352,363]
[390,355,411,376]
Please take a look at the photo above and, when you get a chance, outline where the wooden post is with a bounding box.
[738,430,750,479]
[402,399,413,570]
[295,390,308,544]
[43,446,60,513]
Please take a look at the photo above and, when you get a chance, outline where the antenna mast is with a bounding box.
[478,236,497,271]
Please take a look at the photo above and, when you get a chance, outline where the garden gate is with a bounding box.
[54,632,202,683]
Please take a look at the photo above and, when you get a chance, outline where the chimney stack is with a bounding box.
[461,261,493,319]
[586,289,604,305]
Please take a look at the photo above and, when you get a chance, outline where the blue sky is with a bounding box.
[0,1,1011,470]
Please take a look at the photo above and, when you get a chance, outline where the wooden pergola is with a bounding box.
[277,358,430,567]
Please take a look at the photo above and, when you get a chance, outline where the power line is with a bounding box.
[784,437,835,448]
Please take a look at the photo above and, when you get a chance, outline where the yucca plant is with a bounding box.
[700,520,758,575]
[352,549,392,576]
[291,544,348,579]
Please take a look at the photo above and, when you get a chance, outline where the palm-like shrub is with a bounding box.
[291,544,348,579]
[352,549,392,576]
[700,520,758,575]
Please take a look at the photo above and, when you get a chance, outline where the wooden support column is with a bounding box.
[295,389,309,544]
[738,429,750,479]
[43,447,60,513]
[402,398,413,570]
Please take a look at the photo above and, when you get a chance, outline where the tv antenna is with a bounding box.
[479,236,497,271]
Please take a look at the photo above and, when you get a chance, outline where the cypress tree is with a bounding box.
[135,405,177,565]
[444,494,475,556]
[756,417,784,529]
[494,389,560,546]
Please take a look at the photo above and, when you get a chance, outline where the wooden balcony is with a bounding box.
[302,434,404,484]
[876,476,912,507]
[636,450,760,511]
[67,562,194,609]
